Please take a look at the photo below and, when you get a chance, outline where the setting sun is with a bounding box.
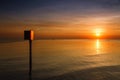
[95,29,102,37]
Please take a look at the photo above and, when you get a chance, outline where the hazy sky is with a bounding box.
[0,0,120,40]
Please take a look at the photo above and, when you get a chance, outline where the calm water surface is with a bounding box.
[0,39,120,80]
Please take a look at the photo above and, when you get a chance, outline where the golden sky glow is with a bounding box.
[0,0,120,41]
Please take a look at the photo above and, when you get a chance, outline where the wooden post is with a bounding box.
[24,30,34,80]
[29,40,32,77]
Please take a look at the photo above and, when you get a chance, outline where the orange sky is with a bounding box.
[0,0,120,41]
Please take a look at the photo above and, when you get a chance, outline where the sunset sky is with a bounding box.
[0,0,120,41]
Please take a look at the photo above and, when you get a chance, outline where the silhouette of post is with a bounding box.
[29,39,32,77]
[24,30,34,80]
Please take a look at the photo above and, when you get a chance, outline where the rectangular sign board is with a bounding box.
[24,30,34,40]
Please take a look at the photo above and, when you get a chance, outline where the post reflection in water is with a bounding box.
[96,39,100,54]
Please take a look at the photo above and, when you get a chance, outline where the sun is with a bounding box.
[96,32,100,37]
[95,29,102,37]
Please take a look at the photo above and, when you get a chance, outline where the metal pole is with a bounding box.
[29,40,32,80]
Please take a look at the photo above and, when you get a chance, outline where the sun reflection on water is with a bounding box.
[96,39,100,54]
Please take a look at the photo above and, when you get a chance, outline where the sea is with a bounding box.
[1,39,120,80]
